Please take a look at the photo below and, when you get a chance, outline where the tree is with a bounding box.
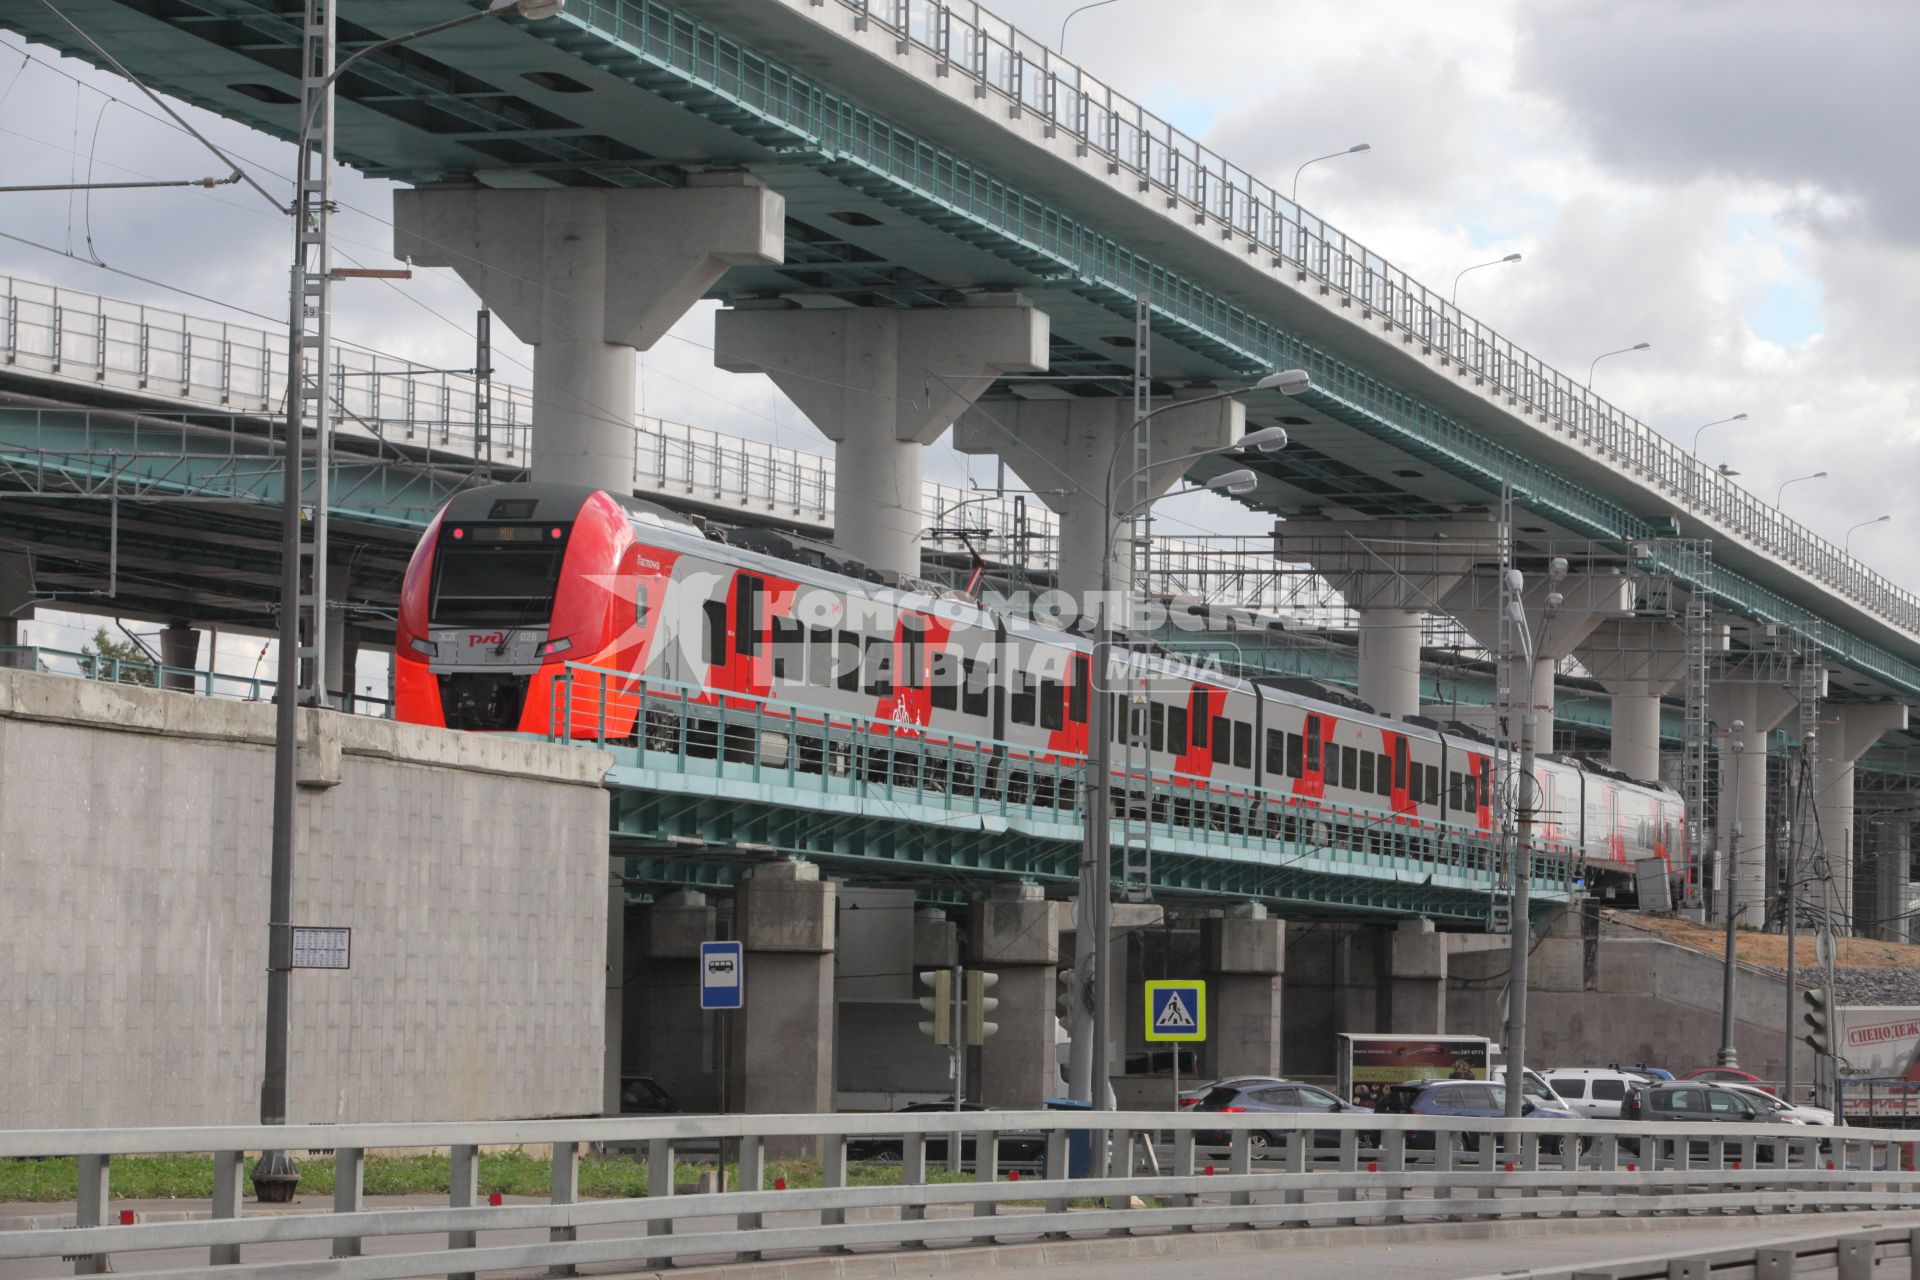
[80,627,157,687]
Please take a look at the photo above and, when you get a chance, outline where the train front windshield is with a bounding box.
[428,525,570,629]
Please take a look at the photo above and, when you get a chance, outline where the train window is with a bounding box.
[1012,671,1037,726]
[1286,732,1304,779]
[1376,754,1390,797]
[1150,701,1166,752]
[1193,700,1210,747]
[1464,770,1478,811]
[1425,765,1440,805]
[931,652,960,711]
[1306,719,1322,773]
[1393,740,1408,791]
[634,581,650,632]
[1342,746,1357,788]
[1069,659,1089,724]
[898,620,926,689]
[703,599,727,667]
[1234,722,1252,769]
[836,631,860,693]
[809,627,834,688]
[1040,679,1064,731]
[1323,739,1340,787]
[772,616,804,681]
[962,659,990,717]
[863,637,893,698]
[1212,716,1232,766]
[1265,728,1286,774]
[734,575,762,656]
[1449,772,1463,811]
[1359,751,1375,794]
[1408,762,1423,804]
[1168,705,1188,751]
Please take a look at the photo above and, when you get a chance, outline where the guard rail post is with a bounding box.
[1041,1130,1069,1225]
[1282,1125,1306,1207]
[821,1132,847,1229]
[332,1147,365,1257]
[1170,1126,1197,1224]
[1477,1126,1500,1204]
[550,1139,580,1276]
[449,1142,479,1280]
[1335,1126,1361,1223]
[647,1137,674,1237]
[74,1153,109,1275]
[1106,1125,1132,1210]
[209,1148,243,1267]
[973,1129,999,1223]
[1513,1129,1539,1212]
[1379,1125,1407,1224]
[1429,1128,1454,1208]
[1228,1130,1252,1208]
[902,1132,930,1235]
[736,1135,766,1259]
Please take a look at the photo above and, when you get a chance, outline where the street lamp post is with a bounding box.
[1072,377,1303,1119]
[1845,515,1891,556]
[1451,253,1522,305]
[1291,143,1370,204]
[1718,724,1745,1068]
[1586,342,1650,387]
[1503,557,1564,1118]
[256,0,566,1203]
[1689,412,1747,457]
[1775,472,1827,506]
[1058,0,1122,52]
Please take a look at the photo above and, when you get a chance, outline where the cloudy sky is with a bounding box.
[2,0,1918,674]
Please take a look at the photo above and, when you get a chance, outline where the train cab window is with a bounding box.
[1233,722,1252,769]
[771,616,804,681]
[1150,701,1166,752]
[962,659,990,717]
[734,576,763,656]
[1323,741,1340,787]
[1265,728,1286,775]
[1193,701,1211,747]
[1069,660,1089,724]
[1342,746,1357,788]
[836,631,860,693]
[1359,751,1376,794]
[1168,705,1189,751]
[1012,671,1037,726]
[1212,716,1232,766]
[1286,732,1304,779]
[1306,720,1323,773]
[863,636,893,698]
[1040,678,1065,732]
[931,651,960,711]
[703,600,728,667]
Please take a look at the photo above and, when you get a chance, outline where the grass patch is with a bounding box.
[0,1153,1003,1204]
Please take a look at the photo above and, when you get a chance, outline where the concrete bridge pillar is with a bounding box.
[394,177,785,491]
[629,889,718,1112]
[1376,919,1447,1033]
[1444,572,1635,752]
[969,882,1060,1109]
[952,394,1245,603]
[1863,814,1916,943]
[1813,702,1910,934]
[1578,617,1689,783]
[1276,520,1498,721]
[159,625,201,693]
[0,553,33,665]
[1201,905,1284,1080]
[718,298,1048,579]
[729,860,835,1145]
[1709,681,1797,925]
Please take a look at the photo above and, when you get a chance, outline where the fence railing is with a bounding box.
[794,0,1920,644]
[1477,1222,1920,1280]
[3,1110,1916,1276]
[549,662,1580,892]
[0,645,391,717]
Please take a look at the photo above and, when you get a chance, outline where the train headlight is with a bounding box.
[539,636,573,657]
[409,637,438,657]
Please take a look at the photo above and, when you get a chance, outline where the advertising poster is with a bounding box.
[1344,1036,1490,1109]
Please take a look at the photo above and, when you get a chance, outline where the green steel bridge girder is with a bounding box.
[598,751,1568,924]
[542,0,1920,700]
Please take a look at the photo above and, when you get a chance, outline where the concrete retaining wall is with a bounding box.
[0,671,613,1129]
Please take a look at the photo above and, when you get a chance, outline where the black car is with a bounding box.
[1370,1079,1581,1153]
[1192,1080,1363,1150]
[845,1102,1047,1166]
[618,1074,680,1115]
[1622,1082,1791,1161]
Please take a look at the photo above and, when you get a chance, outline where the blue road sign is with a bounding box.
[1144,980,1206,1042]
[700,941,743,1010]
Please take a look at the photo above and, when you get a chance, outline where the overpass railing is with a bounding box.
[813,0,1920,644]
[3,1111,1916,1276]
[0,645,391,717]
[1476,1222,1920,1280]
[548,663,1580,894]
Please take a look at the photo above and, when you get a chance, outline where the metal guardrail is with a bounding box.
[793,0,1920,645]
[1478,1222,1920,1279]
[0,645,392,717]
[3,1111,1917,1276]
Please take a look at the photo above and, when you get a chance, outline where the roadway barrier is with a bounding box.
[1472,1222,1920,1278]
[3,1110,1917,1276]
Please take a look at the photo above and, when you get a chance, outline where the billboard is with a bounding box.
[1337,1034,1491,1108]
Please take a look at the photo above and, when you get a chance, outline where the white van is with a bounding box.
[1541,1067,1648,1119]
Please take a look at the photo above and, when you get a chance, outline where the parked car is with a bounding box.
[1623,1081,1794,1161]
[1178,1074,1286,1109]
[1616,1064,1675,1081]
[618,1074,681,1115]
[845,1102,1047,1166]
[1683,1066,1773,1092]
[1494,1067,1572,1109]
[1369,1080,1581,1153]
[1542,1067,1649,1120]
[1721,1081,1834,1126]
[1191,1079,1365,1150]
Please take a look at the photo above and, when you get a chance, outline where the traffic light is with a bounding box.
[966,970,1000,1045]
[1802,985,1833,1056]
[1056,963,1077,1023]
[918,969,952,1045]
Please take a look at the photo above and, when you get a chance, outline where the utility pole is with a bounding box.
[1717,725,1744,1067]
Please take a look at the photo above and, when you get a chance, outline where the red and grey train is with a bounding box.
[395,483,1683,872]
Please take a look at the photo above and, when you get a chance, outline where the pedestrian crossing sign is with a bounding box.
[1144,980,1207,1043]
